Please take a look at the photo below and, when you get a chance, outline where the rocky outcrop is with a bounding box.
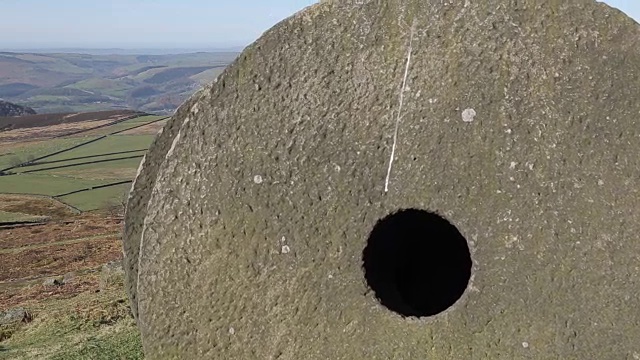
[125,0,640,358]
[0,100,36,117]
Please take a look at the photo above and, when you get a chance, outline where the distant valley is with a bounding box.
[0,51,239,114]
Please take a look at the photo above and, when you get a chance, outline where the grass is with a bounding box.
[0,274,143,360]
[0,111,160,357]
[0,122,154,210]
[42,157,143,182]
[0,201,141,358]
[0,194,77,223]
[42,156,144,182]
[58,184,131,212]
[65,78,132,98]
[0,174,105,197]
[0,173,132,210]
[0,137,96,170]
[17,152,146,176]
[0,210,46,223]
[10,134,153,175]
[77,116,165,137]
[123,115,165,124]
[0,51,237,114]
[37,135,155,163]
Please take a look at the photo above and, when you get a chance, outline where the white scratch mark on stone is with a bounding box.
[229,327,235,335]
[133,154,147,183]
[253,175,263,184]
[384,21,416,193]
[522,342,529,349]
[165,132,181,160]
[127,154,147,203]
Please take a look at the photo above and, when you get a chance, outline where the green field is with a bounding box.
[50,135,154,161]
[0,112,153,356]
[0,114,160,211]
[0,174,107,197]
[0,137,97,170]
[0,210,47,223]
[44,157,143,179]
[58,183,132,212]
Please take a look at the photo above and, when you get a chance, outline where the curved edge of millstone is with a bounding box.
[122,90,209,320]
[132,0,330,329]
[123,0,324,319]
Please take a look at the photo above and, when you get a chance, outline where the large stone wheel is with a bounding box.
[125,0,640,358]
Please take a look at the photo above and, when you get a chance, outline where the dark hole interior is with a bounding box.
[362,209,472,317]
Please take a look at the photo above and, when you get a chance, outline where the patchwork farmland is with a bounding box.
[0,111,165,211]
[0,110,164,358]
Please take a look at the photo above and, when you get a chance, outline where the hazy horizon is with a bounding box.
[0,47,246,56]
[0,0,638,52]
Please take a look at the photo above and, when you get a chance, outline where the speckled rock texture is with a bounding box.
[124,0,640,358]
[124,93,201,320]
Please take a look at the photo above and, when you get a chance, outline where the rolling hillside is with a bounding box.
[0,110,172,358]
[0,51,238,114]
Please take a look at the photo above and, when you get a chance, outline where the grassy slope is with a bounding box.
[58,183,133,212]
[0,113,159,211]
[0,274,143,360]
[0,137,96,170]
[0,99,170,360]
[26,135,155,163]
[0,210,46,223]
[0,174,106,197]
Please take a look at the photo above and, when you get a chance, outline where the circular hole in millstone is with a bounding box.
[362,209,472,318]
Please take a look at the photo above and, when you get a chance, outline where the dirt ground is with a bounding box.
[0,110,139,132]
[0,274,101,310]
[0,120,114,142]
[0,194,77,221]
[0,118,143,358]
[0,236,122,282]
[0,215,122,250]
[0,195,124,312]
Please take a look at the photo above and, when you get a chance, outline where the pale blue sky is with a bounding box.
[0,0,638,49]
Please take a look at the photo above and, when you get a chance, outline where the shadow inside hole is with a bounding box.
[363,209,472,317]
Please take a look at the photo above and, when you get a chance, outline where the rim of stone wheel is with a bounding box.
[125,1,640,358]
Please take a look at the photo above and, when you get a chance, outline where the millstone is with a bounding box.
[124,0,640,358]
